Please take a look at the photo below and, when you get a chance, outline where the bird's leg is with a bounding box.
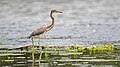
[38,44,42,65]
[38,38,42,65]
[31,38,35,64]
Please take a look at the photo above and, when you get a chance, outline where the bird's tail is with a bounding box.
[28,31,35,39]
[27,35,32,39]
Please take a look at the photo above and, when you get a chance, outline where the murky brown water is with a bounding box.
[0,0,120,46]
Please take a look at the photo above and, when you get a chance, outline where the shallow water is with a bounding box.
[0,45,120,67]
[1,1,120,67]
[0,0,120,45]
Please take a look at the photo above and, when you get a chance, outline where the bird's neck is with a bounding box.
[50,12,54,25]
[45,12,54,31]
[46,12,54,29]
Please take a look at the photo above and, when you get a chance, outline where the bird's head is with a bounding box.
[51,9,63,13]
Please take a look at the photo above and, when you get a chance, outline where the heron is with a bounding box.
[28,9,63,38]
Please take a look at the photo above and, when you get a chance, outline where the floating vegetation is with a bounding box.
[0,43,119,67]
[87,43,114,51]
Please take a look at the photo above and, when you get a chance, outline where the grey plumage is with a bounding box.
[28,10,62,38]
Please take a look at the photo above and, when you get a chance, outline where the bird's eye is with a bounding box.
[53,10,56,12]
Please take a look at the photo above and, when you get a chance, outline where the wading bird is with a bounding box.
[28,10,63,38]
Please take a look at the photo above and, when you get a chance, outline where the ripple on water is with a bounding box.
[0,0,120,45]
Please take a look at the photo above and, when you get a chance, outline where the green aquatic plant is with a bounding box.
[46,44,58,54]
[104,43,114,51]
[52,47,57,54]
[43,43,49,61]
[87,43,114,55]
[65,46,71,52]
[87,45,96,51]
[73,44,85,52]
[74,44,78,52]
[73,44,79,58]
[44,43,48,49]
[45,51,48,62]
[78,46,84,52]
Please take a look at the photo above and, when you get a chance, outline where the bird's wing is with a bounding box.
[29,26,47,36]
[28,23,53,38]
[34,26,47,35]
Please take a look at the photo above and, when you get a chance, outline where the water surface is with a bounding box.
[0,0,120,46]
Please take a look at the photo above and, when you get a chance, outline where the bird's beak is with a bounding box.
[56,10,63,13]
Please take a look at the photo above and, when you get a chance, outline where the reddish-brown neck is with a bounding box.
[50,11,54,25]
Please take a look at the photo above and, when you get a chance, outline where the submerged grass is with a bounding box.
[0,41,117,67]
[44,43,49,62]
